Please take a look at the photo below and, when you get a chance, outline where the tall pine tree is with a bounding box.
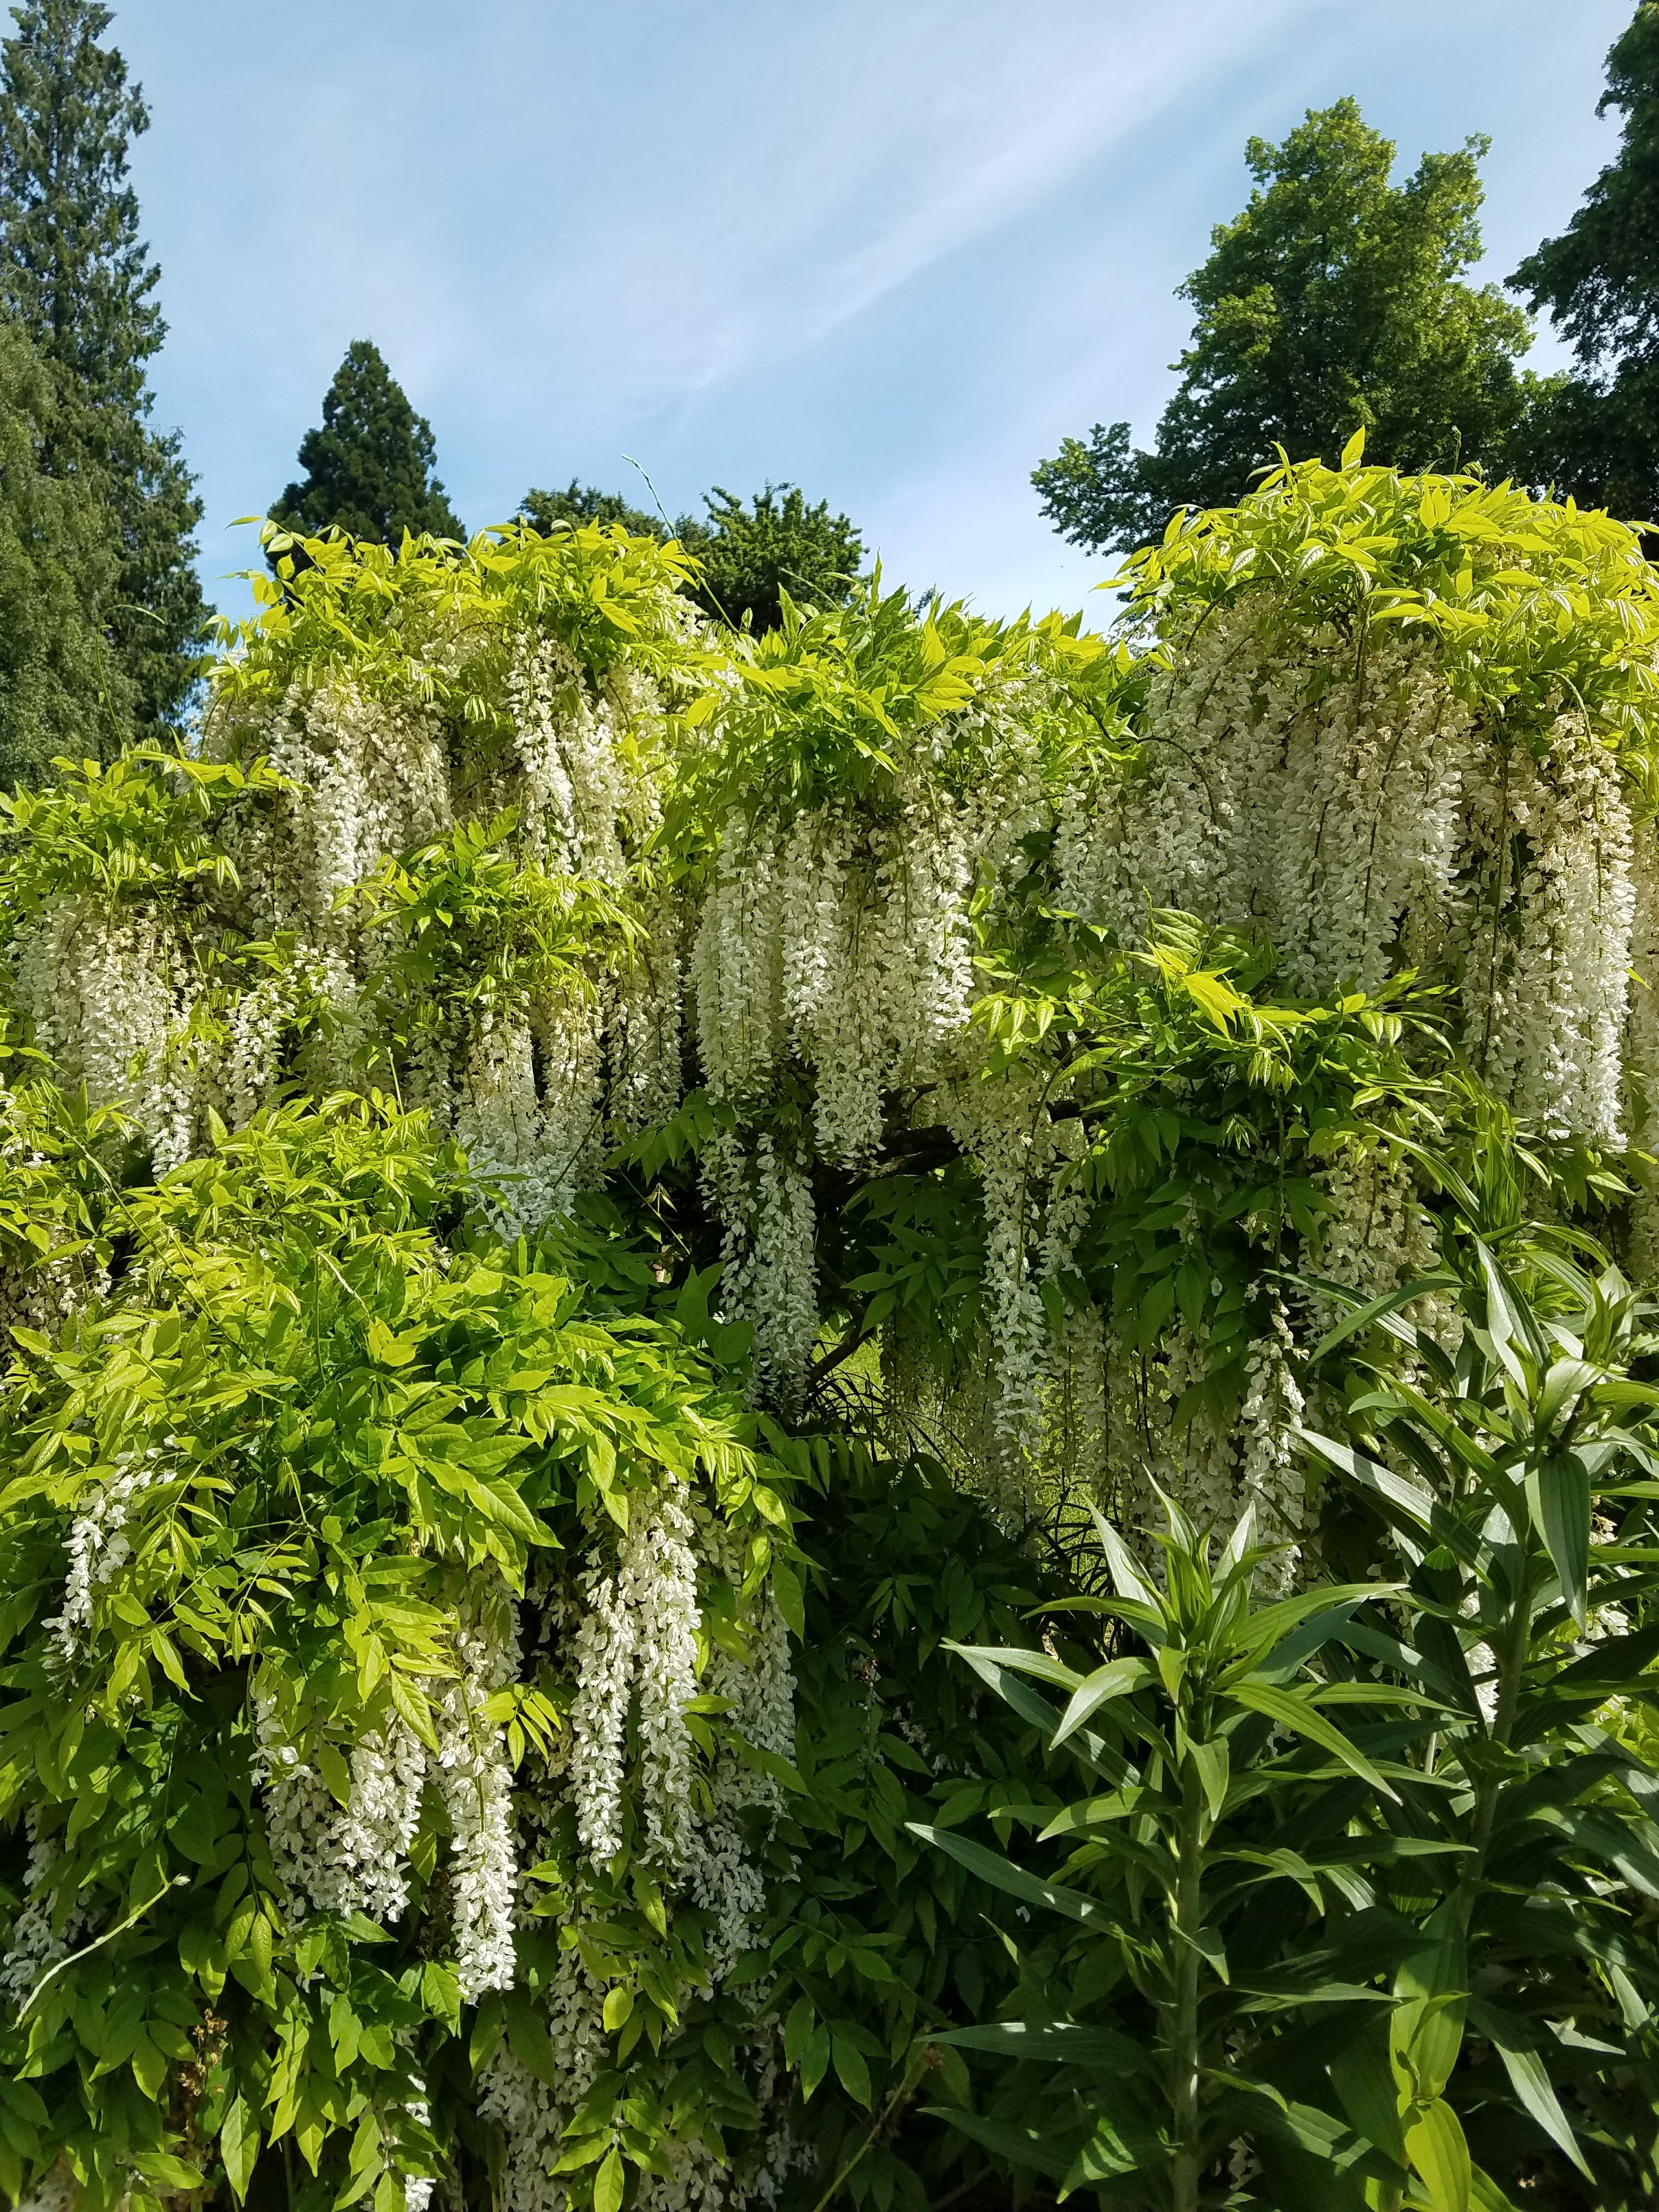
[1510,3,1659,524]
[0,0,205,735]
[271,341,465,549]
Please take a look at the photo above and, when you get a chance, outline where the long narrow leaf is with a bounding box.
[906,1824,1120,1928]
[1229,1680,1400,1802]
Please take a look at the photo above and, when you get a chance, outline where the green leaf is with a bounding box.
[1189,1734,1229,1822]
[801,2021,831,2100]
[907,1825,1119,1929]
[1330,2021,1406,2164]
[318,1740,353,1810]
[1526,1453,1591,1629]
[1052,1658,1153,1748]
[935,2020,1143,2070]
[133,2154,205,2192]
[1228,1679,1398,1801]
[594,2147,625,2212]
[921,2107,1066,2182]
[832,2032,872,2107]
[1405,2098,1471,2212]
[1464,2000,1591,2180]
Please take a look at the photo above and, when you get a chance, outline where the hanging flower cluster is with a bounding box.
[0,465,1657,2209]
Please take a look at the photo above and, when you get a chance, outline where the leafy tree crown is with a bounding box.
[1508,2,1659,526]
[1034,98,1536,552]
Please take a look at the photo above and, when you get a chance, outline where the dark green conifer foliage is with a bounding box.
[678,482,864,633]
[0,0,205,733]
[0,314,128,783]
[273,341,465,549]
[517,477,865,635]
[520,480,662,541]
[1034,100,1537,552]
[1510,3,1659,525]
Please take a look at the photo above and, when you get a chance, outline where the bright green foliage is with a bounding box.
[0,315,131,785]
[913,1496,1441,2209]
[918,1235,1659,2210]
[0,0,206,732]
[679,484,865,634]
[1034,100,1538,552]
[270,341,466,552]
[0,461,1655,2211]
[1115,444,1659,743]
[232,516,699,721]
[676,572,1103,830]
[1511,4,1659,527]
[1302,1230,1659,2205]
[0,1095,795,2211]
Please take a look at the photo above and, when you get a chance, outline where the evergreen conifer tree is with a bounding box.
[517,476,864,634]
[0,0,205,733]
[678,483,864,631]
[272,341,465,548]
[1510,3,1659,524]
[1034,100,1538,552]
[0,314,129,783]
[520,480,662,541]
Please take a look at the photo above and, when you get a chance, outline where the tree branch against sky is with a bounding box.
[1033,98,1541,554]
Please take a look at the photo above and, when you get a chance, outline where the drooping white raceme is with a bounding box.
[0,1812,71,2000]
[1237,1301,1308,1594]
[630,1490,702,1866]
[252,1690,427,1929]
[11,2166,73,2212]
[47,1445,162,1664]
[477,1939,610,2212]
[222,964,302,1130]
[944,1070,1048,1500]
[1624,826,1659,1276]
[13,899,196,1170]
[1504,720,1633,1146]
[1306,1139,1441,1344]
[400,2093,435,2212]
[565,1485,702,1870]
[236,681,453,939]
[685,1583,796,1977]
[611,890,685,1132]
[694,813,783,1102]
[453,991,608,1239]
[476,2042,566,2212]
[563,1551,636,1868]
[506,637,630,882]
[432,1604,522,2000]
[702,1127,818,1412]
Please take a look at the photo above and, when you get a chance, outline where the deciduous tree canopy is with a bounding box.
[1511,1,1659,524]
[1034,99,1538,551]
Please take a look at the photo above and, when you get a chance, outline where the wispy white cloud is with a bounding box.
[121,0,1635,619]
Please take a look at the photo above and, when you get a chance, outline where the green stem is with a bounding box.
[1459,1568,1531,1936]
[1169,1759,1205,2212]
[806,2042,930,2212]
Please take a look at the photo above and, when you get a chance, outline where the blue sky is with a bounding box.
[119,1,1633,628]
